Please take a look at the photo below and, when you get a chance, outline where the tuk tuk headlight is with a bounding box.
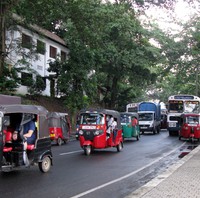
[184,127,188,130]
[79,130,84,135]
[94,130,103,136]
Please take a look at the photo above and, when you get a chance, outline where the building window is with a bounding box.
[22,33,32,49]
[21,72,33,86]
[50,46,57,59]
[37,40,46,54]
[37,65,43,70]
[61,51,67,61]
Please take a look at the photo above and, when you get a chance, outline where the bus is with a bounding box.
[167,95,200,136]
[126,103,139,112]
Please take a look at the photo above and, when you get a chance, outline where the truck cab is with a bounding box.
[138,102,161,134]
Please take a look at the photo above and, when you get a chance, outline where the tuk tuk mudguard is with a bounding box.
[34,138,53,164]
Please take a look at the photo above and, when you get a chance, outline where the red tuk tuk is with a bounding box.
[0,105,52,173]
[48,112,72,146]
[179,113,200,142]
[78,109,123,155]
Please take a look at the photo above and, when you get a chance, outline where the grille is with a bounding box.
[83,130,95,140]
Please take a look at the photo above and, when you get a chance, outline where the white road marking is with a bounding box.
[60,150,83,156]
[70,142,186,198]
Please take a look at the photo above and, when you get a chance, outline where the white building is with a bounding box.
[5,15,68,96]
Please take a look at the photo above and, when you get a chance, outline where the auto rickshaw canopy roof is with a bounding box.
[48,112,68,118]
[0,105,48,116]
[181,113,200,118]
[0,105,49,138]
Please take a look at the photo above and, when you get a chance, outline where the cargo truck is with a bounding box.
[138,102,161,134]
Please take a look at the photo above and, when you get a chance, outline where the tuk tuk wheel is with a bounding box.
[57,138,63,146]
[39,156,51,173]
[117,142,123,152]
[84,146,91,156]
[136,135,139,141]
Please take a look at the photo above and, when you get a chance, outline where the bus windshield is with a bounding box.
[168,101,183,113]
[184,101,200,113]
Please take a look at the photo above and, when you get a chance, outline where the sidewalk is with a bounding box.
[126,145,200,198]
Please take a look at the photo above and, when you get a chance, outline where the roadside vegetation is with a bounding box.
[1,0,200,124]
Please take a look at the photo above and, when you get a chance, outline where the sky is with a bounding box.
[144,0,200,33]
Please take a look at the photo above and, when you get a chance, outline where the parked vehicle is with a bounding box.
[78,109,123,155]
[179,113,200,142]
[48,112,72,145]
[1,104,52,173]
[120,112,140,141]
[138,102,161,134]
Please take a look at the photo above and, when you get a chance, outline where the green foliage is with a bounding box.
[0,64,20,94]
[28,75,46,95]
[5,0,200,112]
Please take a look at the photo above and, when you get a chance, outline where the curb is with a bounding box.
[125,145,200,198]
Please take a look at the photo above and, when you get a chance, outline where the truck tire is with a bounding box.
[169,130,173,136]
[157,126,160,134]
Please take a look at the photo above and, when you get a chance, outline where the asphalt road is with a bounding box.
[0,129,192,198]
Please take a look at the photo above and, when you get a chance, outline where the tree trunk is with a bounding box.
[0,2,6,77]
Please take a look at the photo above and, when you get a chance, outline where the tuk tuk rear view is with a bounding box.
[48,112,72,146]
[0,104,53,173]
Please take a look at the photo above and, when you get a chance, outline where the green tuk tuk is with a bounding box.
[120,112,140,141]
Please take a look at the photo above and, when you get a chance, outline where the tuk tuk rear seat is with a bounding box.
[27,144,35,150]
[3,130,13,152]
[3,147,13,152]
[4,129,35,151]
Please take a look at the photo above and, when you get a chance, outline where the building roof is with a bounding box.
[12,13,66,46]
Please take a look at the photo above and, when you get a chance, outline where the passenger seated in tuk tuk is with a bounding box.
[13,116,36,166]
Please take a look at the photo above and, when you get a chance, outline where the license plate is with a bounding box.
[169,123,176,127]
[82,126,96,129]
[140,127,147,129]
[50,134,55,137]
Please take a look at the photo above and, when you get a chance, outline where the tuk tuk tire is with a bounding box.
[39,156,51,173]
[117,142,122,152]
[179,136,182,140]
[84,146,92,156]
[57,138,63,146]
[136,135,139,141]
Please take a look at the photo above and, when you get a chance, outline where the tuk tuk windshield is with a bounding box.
[139,113,153,121]
[186,116,199,124]
[120,115,131,123]
[80,113,104,125]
